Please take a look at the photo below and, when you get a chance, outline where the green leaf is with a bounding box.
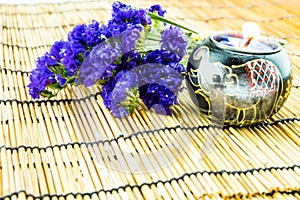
[48,65,66,76]
[66,77,76,84]
[47,82,62,90]
[118,87,148,115]
[136,24,162,53]
[77,53,85,62]
[96,78,108,85]
[148,12,199,34]
[40,90,55,98]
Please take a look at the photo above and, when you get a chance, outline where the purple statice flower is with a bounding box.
[68,24,86,42]
[119,24,143,54]
[59,42,81,76]
[101,70,128,110]
[67,21,103,55]
[76,40,121,87]
[143,49,185,73]
[160,49,182,64]
[139,84,177,115]
[161,25,188,57]
[141,51,185,99]
[115,50,142,73]
[139,63,184,95]
[27,56,56,98]
[137,8,152,25]
[41,53,57,66]
[143,49,164,64]
[100,51,143,117]
[76,23,143,88]
[108,62,184,116]
[111,1,127,13]
[99,24,113,38]
[106,21,127,37]
[101,75,117,110]
[110,71,139,117]
[168,62,186,73]
[111,1,148,25]
[101,64,118,79]
[107,1,151,36]
[57,74,67,86]
[67,24,86,55]
[149,4,167,17]
[68,42,85,56]
[133,56,185,116]
[35,40,65,67]
[85,20,103,46]
[48,40,65,64]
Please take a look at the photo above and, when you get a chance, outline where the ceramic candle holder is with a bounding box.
[186,32,293,126]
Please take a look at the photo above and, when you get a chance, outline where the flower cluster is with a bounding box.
[28,1,197,118]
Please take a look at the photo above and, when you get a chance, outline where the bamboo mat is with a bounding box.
[1,0,300,199]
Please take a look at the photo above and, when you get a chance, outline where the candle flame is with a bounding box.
[242,22,261,39]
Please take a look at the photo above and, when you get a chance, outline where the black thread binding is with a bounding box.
[0,91,102,106]
[1,117,300,152]
[0,164,299,200]
[251,117,300,127]
[0,67,30,75]
[0,42,52,49]
[1,124,194,151]
[223,189,300,199]
[1,24,76,30]
[3,189,300,200]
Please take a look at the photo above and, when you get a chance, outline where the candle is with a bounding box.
[215,22,276,52]
[241,22,261,47]
[213,32,279,53]
[186,25,292,126]
[218,35,274,51]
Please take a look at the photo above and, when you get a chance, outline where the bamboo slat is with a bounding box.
[1,0,300,199]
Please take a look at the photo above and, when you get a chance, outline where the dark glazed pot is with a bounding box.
[186,32,293,126]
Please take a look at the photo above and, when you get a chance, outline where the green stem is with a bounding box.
[148,12,199,34]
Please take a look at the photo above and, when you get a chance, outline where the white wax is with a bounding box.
[219,36,274,51]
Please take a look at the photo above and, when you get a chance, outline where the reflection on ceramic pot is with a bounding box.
[186,32,293,126]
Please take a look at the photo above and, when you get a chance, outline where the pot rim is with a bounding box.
[210,31,282,54]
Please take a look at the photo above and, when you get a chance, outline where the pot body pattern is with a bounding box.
[186,36,293,126]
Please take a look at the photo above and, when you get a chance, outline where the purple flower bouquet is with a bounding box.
[27,1,199,118]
